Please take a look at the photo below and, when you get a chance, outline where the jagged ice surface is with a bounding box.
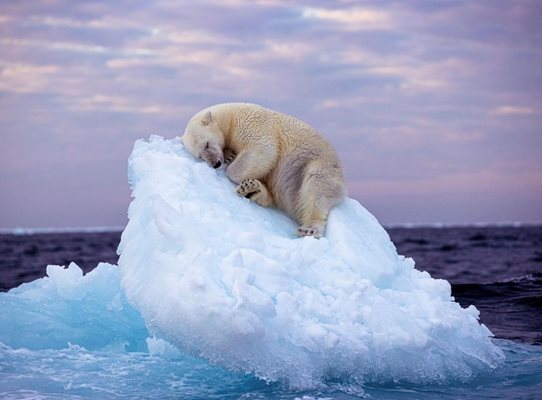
[116,136,503,387]
[0,262,147,352]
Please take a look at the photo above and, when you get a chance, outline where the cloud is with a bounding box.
[1,0,541,227]
[351,169,542,199]
[301,6,393,30]
[0,37,109,54]
[70,94,175,115]
[491,105,539,116]
[0,63,58,93]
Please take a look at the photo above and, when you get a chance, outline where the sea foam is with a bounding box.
[115,135,504,388]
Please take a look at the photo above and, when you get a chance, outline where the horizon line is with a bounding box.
[1,221,542,235]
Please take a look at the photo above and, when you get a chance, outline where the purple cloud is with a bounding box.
[1,0,541,228]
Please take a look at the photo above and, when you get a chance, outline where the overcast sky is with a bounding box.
[1,0,541,229]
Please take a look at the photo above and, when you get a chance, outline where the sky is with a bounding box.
[1,0,541,229]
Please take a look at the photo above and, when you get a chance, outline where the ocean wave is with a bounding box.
[453,273,542,345]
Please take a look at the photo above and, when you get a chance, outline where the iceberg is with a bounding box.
[114,135,503,388]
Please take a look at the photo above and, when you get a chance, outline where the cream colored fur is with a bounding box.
[182,103,346,238]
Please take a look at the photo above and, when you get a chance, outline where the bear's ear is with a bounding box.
[201,111,212,126]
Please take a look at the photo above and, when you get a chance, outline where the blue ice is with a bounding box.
[1,136,540,399]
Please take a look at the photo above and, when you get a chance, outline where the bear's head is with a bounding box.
[182,110,225,169]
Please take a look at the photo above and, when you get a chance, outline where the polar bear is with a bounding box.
[182,103,346,238]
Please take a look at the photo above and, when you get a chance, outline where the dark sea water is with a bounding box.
[1,226,541,399]
[2,226,541,346]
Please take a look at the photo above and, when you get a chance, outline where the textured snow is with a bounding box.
[115,135,504,388]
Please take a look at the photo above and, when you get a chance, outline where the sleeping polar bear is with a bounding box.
[182,103,346,238]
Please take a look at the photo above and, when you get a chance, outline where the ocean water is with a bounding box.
[1,226,541,399]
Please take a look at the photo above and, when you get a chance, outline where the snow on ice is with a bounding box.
[118,136,503,387]
[0,136,504,389]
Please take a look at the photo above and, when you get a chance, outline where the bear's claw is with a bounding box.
[297,225,323,239]
[223,148,237,165]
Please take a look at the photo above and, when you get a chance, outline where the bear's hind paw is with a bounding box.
[297,225,324,239]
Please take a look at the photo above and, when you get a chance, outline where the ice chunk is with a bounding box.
[118,136,504,388]
[0,263,147,351]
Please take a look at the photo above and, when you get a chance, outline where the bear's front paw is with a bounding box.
[223,148,237,165]
[236,178,261,198]
[297,225,323,239]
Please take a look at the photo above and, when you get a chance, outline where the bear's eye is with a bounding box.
[205,142,209,149]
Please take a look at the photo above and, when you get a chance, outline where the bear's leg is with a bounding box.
[236,178,274,208]
[227,148,277,184]
[296,182,328,238]
[296,163,345,239]
[297,208,326,239]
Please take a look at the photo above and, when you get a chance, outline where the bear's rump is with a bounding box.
[269,153,311,217]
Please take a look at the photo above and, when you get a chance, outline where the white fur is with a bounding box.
[182,103,346,238]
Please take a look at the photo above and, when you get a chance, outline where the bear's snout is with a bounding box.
[201,146,223,169]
